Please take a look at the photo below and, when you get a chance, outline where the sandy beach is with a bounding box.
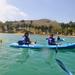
[0,33,75,38]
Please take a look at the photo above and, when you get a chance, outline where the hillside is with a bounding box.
[0,19,75,35]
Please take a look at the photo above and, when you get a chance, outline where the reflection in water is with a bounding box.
[16,48,29,64]
[46,49,56,65]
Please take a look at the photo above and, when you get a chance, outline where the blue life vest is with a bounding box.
[48,37,56,45]
[18,36,30,45]
[23,36,31,45]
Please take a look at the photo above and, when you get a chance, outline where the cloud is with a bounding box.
[0,0,28,22]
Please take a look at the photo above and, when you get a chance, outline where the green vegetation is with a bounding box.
[60,21,75,35]
[0,19,75,35]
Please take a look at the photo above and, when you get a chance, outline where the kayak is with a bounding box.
[10,43,44,49]
[10,43,75,49]
[46,43,75,49]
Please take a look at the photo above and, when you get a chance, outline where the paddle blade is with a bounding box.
[56,58,73,75]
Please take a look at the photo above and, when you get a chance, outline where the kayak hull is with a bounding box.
[10,43,44,49]
[10,43,75,49]
[46,43,75,49]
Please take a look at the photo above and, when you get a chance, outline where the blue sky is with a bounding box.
[0,0,75,23]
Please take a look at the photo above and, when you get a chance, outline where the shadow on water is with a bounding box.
[16,48,30,64]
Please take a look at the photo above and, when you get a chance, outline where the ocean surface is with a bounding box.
[0,33,75,75]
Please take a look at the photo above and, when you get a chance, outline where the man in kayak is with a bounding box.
[57,36,64,42]
[47,34,56,45]
[57,36,60,41]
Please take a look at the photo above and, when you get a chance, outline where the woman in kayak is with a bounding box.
[47,34,56,45]
[23,32,31,45]
[18,32,36,45]
[18,32,31,45]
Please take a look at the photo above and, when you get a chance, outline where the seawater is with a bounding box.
[0,33,75,75]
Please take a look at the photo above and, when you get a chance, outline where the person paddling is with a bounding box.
[18,32,31,45]
[23,32,31,45]
[57,36,60,41]
[46,34,56,45]
[18,32,36,45]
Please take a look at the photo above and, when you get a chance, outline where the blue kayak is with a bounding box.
[10,43,44,49]
[10,43,75,49]
[46,43,75,49]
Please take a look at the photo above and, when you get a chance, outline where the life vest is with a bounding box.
[48,37,56,45]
